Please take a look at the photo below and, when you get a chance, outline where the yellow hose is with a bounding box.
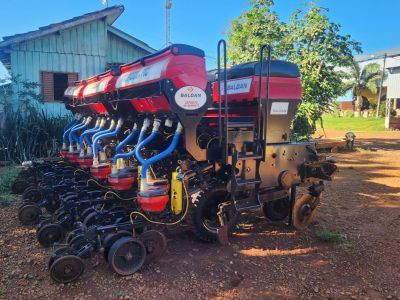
[74,168,89,175]
[104,191,136,201]
[86,178,108,189]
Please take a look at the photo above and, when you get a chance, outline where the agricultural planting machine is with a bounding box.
[13,41,336,283]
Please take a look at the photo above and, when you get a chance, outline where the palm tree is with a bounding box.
[343,61,382,116]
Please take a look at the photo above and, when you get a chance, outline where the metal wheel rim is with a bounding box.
[37,224,65,247]
[18,204,41,225]
[108,237,146,276]
[50,255,84,283]
[139,230,167,264]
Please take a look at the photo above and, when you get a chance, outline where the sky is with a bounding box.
[0,0,400,79]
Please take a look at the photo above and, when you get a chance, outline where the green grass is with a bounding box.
[318,115,385,131]
[315,229,346,243]
[116,291,126,299]
[0,168,19,207]
[0,287,6,296]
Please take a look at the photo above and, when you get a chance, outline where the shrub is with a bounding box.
[0,76,69,162]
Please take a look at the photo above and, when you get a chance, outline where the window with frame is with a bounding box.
[41,71,79,101]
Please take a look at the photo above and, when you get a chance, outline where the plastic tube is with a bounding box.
[116,124,138,154]
[62,115,81,149]
[79,119,100,151]
[62,120,78,149]
[137,123,182,181]
[93,119,122,154]
[110,119,150,173]
[72,117,92,150]
[68,117,87,152]
[92,118,123,165]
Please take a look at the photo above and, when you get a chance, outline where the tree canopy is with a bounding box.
[227,0,362,138]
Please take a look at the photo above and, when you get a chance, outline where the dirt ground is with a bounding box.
[0,130,399,300]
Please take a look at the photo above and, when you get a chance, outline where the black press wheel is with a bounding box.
[108,237,146,276]
[80,207,96,221]
[83,211,100,227]
[37,223,66,247]
[11,179,30,194]
[18,204,42,225]
[262,197,290,221]
[66,228,85,245]
[103,231,132,262]
[190,187,238,242]
[69,234,92,259]
[139,230,167,264]
[48,246,75,270]
[50,255,84,283]
[22,188,42,203]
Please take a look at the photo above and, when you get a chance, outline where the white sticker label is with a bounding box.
[270,102,289,115]
[64,86,75,97]
[175,86,207,110]
[83,78,111,96]
[73,85,84,97]
[220,78,252,95]
[116,61,166,89]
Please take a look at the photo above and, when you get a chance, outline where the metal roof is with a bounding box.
[107,26,155,53]
[355,47,400,62]
[0,5,125,48]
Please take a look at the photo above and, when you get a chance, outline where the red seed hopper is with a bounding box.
[116,44,208,113]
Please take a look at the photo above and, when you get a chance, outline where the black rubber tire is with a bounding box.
[83,211,100,227]
[18,204,42,225]
[50,255,84,283]
[37,223,66,247]
[80,207,96,221]
[262,197,290,221]
[108,237,146,276]
[22,188,42,203]
[102,231,132,262]
[48,246,74,270]
[11,179,30,194]
[190,187,238,242]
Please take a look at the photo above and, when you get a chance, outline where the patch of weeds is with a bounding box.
[0,168,19,194]
[2,266,15,276]
[315,229,346,243]
[116,290,126,299]
[0,168,19,207]
[0,194,17,207]
[0,287,6,296]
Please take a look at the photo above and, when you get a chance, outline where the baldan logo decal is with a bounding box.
[175,86,207,110]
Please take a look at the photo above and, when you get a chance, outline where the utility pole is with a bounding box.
[165,0,172,46]
[376,53,387,118]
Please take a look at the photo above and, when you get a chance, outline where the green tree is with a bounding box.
[227,1,362,138]
[227,0,289,63]
[341,61,381,116]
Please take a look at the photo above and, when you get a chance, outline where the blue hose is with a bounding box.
[79,125,102,149]
[91,124,114,152]
[93,126,122,159]
[111,127,143,165]
[70,120,90,147]
[116,127,137,154]
[135,130,181,179]
[92,125,114,144]
[68,120,87,148]
[62,120,78,145]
